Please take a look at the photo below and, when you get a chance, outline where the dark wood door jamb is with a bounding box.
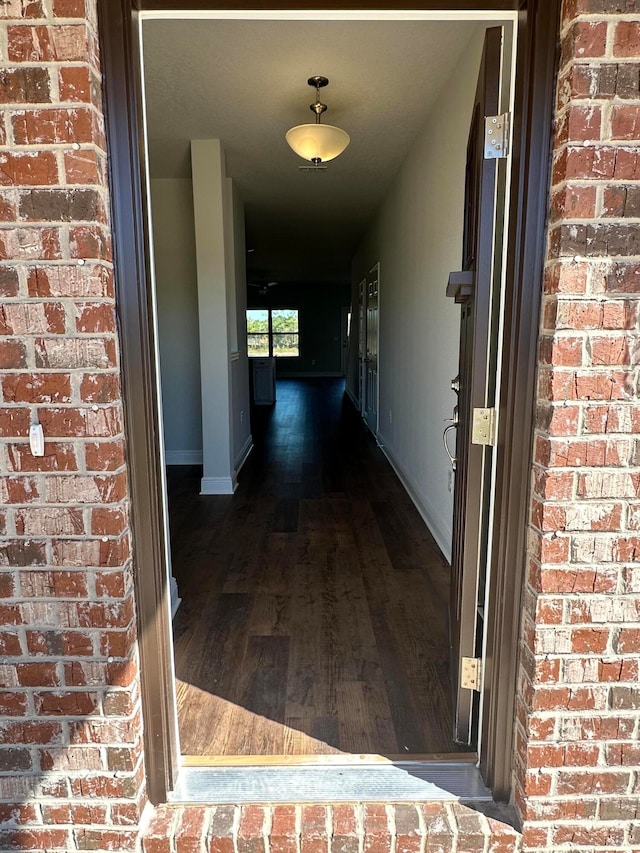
[97,0,560,804]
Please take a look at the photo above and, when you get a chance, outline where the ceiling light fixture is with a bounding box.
[248,281,278,296]
[285,76,350,165]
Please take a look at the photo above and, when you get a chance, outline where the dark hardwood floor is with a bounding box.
[168,378,464,757]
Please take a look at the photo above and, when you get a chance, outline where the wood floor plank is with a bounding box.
[336,681,399,754]
[248,594,290,636]
[330,545,381,684]
[371,500,443,573]
[222,635,290,755]
[286,558,335,720]
[175,681,245,756]
[367,602,432,754]
[169,379,466,757]
[283,716,341,754]
[272,498,300,533]
[242,636,290,724]
[409,670,460,748]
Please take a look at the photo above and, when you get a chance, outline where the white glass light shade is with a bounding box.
[285,123,350,163]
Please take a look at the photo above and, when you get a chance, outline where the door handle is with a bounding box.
[443,423,457,471]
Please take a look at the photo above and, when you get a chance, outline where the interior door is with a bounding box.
[358,279,366,414]
[341,307,350,377]
[365,263,379,434]
[447,27,503,745]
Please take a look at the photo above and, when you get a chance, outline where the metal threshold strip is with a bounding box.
[168,759,491,804]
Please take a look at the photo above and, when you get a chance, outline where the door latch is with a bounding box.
[471,408,496,446]
[461,657,483,691]
[443,423,457,471]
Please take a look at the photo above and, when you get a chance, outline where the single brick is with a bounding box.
[331,804,358,853]
[7,23,89,62]
[421,803,455,853]
[141,807,177,853]
[208,805,237,853]
[451,803,487,853]
[18,188,102,222]
[363,805,390,853]
[613,20,640,57]
[60,65,92,102]
[0,67,50,103]
[394,804,422,853]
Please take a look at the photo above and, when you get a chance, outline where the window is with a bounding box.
[247,308,299,357]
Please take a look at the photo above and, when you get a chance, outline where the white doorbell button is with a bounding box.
[29,423,45,457]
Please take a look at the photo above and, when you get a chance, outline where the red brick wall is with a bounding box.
[140,803,521,853]
[0,1,145,850]
[516,1,640,850]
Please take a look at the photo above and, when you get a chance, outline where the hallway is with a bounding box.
[168,379,463,757]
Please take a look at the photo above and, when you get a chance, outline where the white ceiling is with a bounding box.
[141,18,481,284]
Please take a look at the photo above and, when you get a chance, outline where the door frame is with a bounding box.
[340,306,350,378]
[98,0,560,805]
[358,277,366,415]
[450,25,504,747]
[364,262,380,436]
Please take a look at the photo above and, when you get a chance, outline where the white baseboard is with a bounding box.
[165,450,203,465]
[377,434,453,563]
[200,476,237,495]
[169,575,182,619]
[345,384,360,409]
[234,435,253,475]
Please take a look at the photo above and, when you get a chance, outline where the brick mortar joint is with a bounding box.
[552,140,640,156]
[549,220,640,231]
[0,102,106,116]
[0,143,107,155]
[550,179,640,191]
[558,55,640,69]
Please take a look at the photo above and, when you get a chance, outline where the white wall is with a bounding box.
[151,159,251,487]
[192,140,235,494]
[229,181,252,471]
[150,178,203,464]
[350,26,486,560]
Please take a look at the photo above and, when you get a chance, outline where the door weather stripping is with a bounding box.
[461,657,483,691]
[471,407,497,446]
[484,113,510,159]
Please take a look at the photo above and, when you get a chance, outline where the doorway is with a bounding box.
[142,11,512,756]
[96,3,558,798]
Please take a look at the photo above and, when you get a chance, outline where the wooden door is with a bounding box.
[341,306,350,378]
[447,27,503,745]
[358,279,366,414]
[365,264,379,434]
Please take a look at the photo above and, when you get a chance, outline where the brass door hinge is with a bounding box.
[471,407,496,446]
[461,657,483,691]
